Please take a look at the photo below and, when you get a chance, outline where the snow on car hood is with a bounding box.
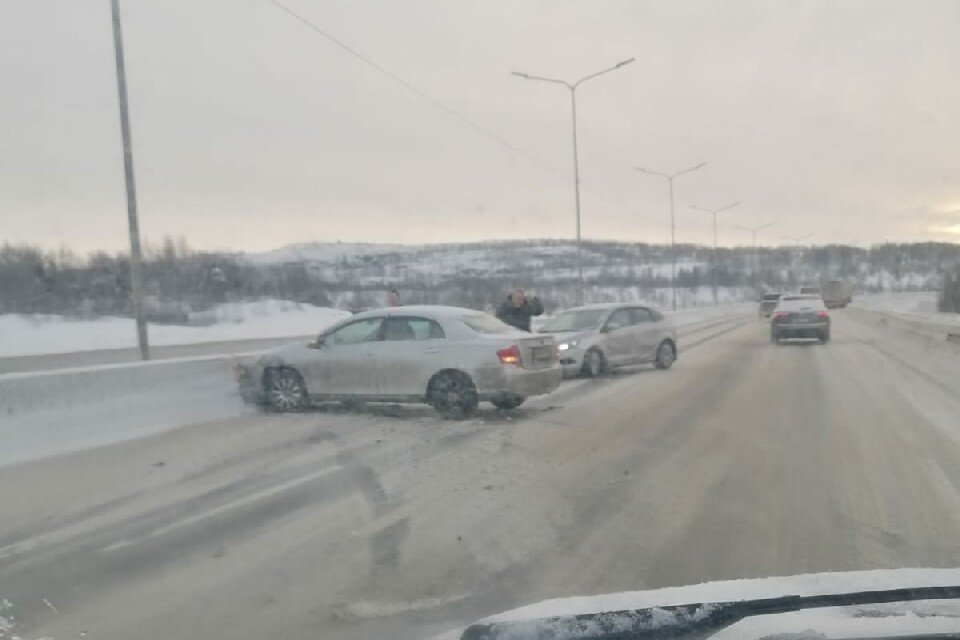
[431,568,960,640]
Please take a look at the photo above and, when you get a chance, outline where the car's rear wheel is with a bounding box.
[771,329,780,343]
[582,348,606,378]
[654,341,676,370]
[820,330,830,344]
[428,370,478,419]
[491,395,525,410]
[263,367,308,412]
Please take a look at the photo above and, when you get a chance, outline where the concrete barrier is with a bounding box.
[0,355,250,468]
[0,355,238,416]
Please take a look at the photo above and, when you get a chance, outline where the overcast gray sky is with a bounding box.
[2,0,959,255]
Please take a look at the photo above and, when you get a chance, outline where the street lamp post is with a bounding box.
[690,201,740,305]
[636,162,707,310]
[110,0,148,360]
[736,222,775,294]
[782,234,812,289]
[512,58,635,306]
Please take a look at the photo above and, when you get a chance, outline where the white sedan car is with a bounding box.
[538,303,677,377]
[233,305,563,418]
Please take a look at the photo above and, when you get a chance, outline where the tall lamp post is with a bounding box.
[636,162,707,310]
[110,0,148,359]
[512,58,636,306]
[690,201,740,305]
[736,222,775,295]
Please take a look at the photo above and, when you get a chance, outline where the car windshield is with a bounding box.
[6,3,960,640]
[540,309,608,332]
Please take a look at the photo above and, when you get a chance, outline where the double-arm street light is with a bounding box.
[690,201,740,305]
[636,162,707,310]
[736,222,775,293]
[512,58,636,306]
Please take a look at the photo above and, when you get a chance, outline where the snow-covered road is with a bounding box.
[2,307,960,640]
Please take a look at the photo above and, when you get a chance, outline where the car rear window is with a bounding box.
[778,298,828,311]
[460,314,514,334]
[762,294,781,301]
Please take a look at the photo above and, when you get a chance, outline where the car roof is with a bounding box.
[557,303,650,313]
[349,305,487,321]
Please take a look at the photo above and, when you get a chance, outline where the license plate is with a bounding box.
[532,346,552,361]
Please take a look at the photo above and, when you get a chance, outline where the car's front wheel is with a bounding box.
[428,370,479,419]
[654,341,676,370]
[582,348,606,378]
[263,367,308,412]
[491,395,525,410]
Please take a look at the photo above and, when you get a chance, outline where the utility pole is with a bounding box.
[690,201,740,305]
[736,222,775,296]
[636,162,707,310]
[110,0,148,359]
[512,58,635,306]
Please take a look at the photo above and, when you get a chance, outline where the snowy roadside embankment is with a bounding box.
[849,292,960,342]
[0,300,350,358]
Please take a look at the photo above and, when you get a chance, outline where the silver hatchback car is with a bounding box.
[233,305,562,418]
[538,303,677,377]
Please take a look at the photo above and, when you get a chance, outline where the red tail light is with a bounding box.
[497,345,521,365]
[772,312,788,320]
[817,310,829,318]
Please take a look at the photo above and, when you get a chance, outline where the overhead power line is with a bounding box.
[264,0,565,178]
[263,1,656,233]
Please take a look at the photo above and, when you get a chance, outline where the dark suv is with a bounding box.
[771,295,831,343]
[758,293,782,318]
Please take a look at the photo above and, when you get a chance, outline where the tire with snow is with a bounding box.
[654,341,676,370]
[427,370,478,419]
[263,367,308,412]
[581,348,606,378]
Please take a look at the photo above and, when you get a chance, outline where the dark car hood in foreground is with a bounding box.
[432,569,960,640]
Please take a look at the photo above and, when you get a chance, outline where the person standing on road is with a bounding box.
[386,288,402,307]
[496,288,544,332]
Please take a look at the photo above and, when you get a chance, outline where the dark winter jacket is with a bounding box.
[495,296,544,332]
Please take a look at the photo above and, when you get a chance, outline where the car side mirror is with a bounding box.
[603,322,621,333]
[309,336,326,349]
